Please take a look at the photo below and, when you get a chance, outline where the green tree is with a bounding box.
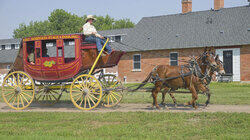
[13,9,134,38]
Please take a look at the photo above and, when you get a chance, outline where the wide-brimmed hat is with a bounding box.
[85,15,96,22]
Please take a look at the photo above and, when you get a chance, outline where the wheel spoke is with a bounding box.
[72,93,82,98]
[88,95,96,105]
[6,79,15,88]
[79,96,84,107]
[87,96,91,108]
[12,95,17,105]
[3,88,15,92]
[110,81,118,88]
[75,94,82,102]
[12,74,18,86]
[7,94,16,103]
[88,93,99,100]
[110,94,114,104]
[22,92,32,98]
[4,91,15,97]
[20,94,25,107]
[21,94,29,104]
[111,93,118,102]
[36,94,43,100]
[111,91,122,98]
[84,96,87,108]
[17,74,20,86]
[74,84,83,91]
[17,95,20,108]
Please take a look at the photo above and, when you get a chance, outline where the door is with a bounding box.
[223,50,233,74]
[41,40,58,80]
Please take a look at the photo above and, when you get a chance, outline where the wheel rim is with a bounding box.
[70,74,102,110]
[99,74,123,107]
[1,71,35,110]
[35,83,62,106]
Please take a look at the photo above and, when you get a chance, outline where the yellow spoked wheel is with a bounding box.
[1,71,35,110]
[35,83,62,106]
[70,74,102,110]
[99,74,123,107]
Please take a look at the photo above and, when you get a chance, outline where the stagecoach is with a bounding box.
[1,34,125,110]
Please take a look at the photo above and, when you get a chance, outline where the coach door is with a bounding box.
[223,50,233,74]
[41,39,59,79]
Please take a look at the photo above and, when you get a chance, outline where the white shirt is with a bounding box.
[83,22,102,38]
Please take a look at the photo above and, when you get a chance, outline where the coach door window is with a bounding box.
[133,54,141,70]
[26,41,35,64]
[42,40,57,57]
[64,39,75,63]
[170,52,178,66]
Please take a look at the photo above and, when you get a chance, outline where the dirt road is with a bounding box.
[0,102,249,113]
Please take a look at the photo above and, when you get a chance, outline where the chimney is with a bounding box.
[214,0,224,10]
[182,0,192,14]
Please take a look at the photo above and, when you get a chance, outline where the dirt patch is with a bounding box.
[0,102,249,113]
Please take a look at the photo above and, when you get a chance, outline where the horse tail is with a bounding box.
[131,72,152,92]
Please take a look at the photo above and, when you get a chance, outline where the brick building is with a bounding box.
[117,0,250,82]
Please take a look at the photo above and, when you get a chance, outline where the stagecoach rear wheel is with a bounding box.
[70,74,102,110]
[1,71,35,110]
[99,74,123,107]
[34,83,63,106]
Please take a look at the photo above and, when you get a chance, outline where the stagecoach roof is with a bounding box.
[122,5,250,52]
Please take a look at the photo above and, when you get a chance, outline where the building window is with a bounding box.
[6,65,11,69]
[133,54,141,70]
[115,35,121,42]
[1,45,5,50]
[11,44,15,49]
[15,44,20,49]
[108,35,122,43]
[5,44,11,50]
[170,52,178,66]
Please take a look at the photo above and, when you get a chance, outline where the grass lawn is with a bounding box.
[121,82,250,105]
[0,112,249,140]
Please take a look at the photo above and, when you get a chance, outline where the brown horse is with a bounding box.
[161,53,225,107]
[133,48,217,109]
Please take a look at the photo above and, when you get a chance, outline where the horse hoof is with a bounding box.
[194,106,198,110]
[156,106,161,110]
[174,104,178,108]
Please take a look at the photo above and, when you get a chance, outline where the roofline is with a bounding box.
[140,5,249,20]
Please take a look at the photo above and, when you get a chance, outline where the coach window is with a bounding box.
[133,54,141,71]
[42,40,57,57]
[170,52,178,66]
[64,39,75,63]
[26,41,35,64]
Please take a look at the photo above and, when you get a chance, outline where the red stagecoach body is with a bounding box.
[12,34,125,81]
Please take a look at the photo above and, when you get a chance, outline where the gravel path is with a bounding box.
[0,102,249,113]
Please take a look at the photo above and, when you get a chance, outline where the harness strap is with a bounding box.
[180,66,187,88]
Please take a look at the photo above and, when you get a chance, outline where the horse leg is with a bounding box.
[161,88,168,106]
[189,85,198,109]
[152,86,161,109]
[205,88,211,107]
[169,91,177,107]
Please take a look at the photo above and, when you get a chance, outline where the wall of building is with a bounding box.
[240,45,250,81]
[118,45,250,83]
[118,48,204,83]
[0,63,11,74]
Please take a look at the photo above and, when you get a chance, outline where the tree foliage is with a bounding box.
[13,9,135,38]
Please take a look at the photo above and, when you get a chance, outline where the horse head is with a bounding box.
[201,48,217,70]
[214,55,226,75]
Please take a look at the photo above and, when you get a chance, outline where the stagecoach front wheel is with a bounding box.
[70,74,102,110]
[99,74,123,107]
[1,71,35,110]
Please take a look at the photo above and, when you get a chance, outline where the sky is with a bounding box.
[0,0,249,39]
